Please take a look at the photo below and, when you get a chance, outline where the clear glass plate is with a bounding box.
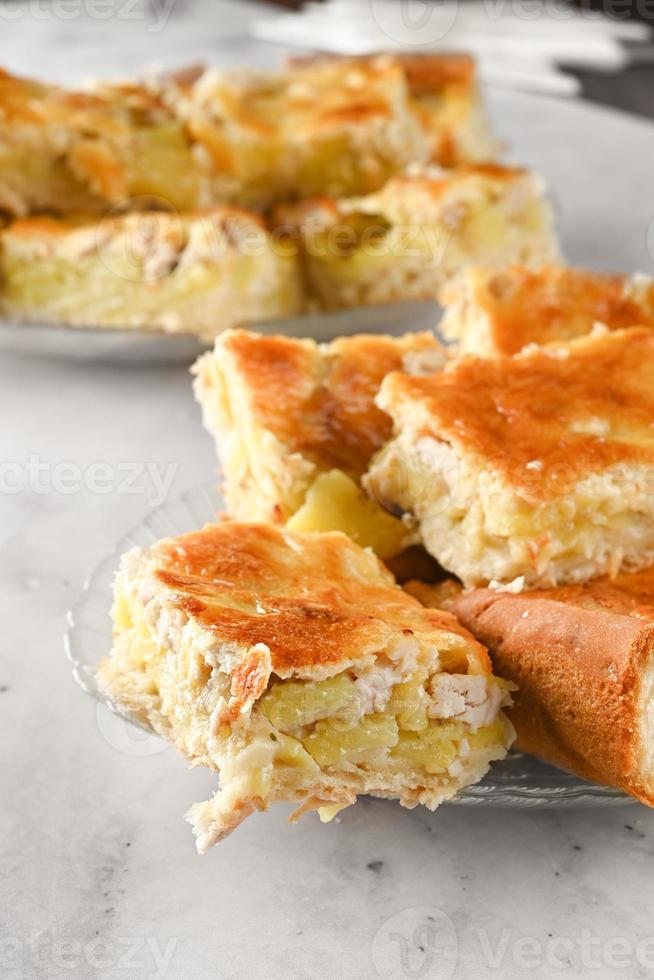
[65,482,633,808]
[0,318,208,365]
[0,301,439,365]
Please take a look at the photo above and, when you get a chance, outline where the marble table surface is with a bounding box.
[2,3,654,979]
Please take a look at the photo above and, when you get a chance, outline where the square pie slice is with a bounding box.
[193,328,445,557]
[366,326,654,588]
[394,53,499,166]
[0,67,205,215]
[175,58,429,209]
[288,53,499,167]
[0,210,302,338]
[450,568,654,806]
[98,522,514,851]
[440,265,654,356]
[274,164,560,311]
[0,58,428,217]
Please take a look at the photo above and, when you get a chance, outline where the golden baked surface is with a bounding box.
[179,57,429,206]
[441,265,654,355]
[151,521,490,676]
[397,52,475,90]
[213,329,441,480]
[0,66,127,127]
[0,67,203,214]
[196,59,406,138]
[515,565,654,620]
[0,57,437,214]
[381,326,654,500]
[286,52,496,168]
[291,52,476,96]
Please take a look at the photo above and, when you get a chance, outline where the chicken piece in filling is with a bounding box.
[98,522,514,851]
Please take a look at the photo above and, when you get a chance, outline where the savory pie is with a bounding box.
[98,521,514,850]
[440,265,654,356]
[193,328,445,555]
[0,209,302,337]
[161,57,431,210]
[451,567,654,806]
[288,52,499,167]
[0,58,431,216]
[389,52,499,166]
[0,67,206,215]
[274,164,560,311]
[367,326,654,587]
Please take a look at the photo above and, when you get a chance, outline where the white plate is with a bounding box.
[65,482,633,808]
[5,90,654,363]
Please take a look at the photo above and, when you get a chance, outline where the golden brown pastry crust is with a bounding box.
[201,329,441,481]
[289,52,476,94]
[440,265,654,356]
[151,521,491,677]
[380,326,654,501]
[451,571,654,804]
[286,52,495,168]
[0,58,428,215]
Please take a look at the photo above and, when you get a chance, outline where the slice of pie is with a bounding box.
[450,567,654,806]
[193,328,445,556]
[366,326,654,588]
[288,52,499,167]
[388,52,499,166]
[0,209,302,337]
[162,57,430,210]
[98,521,514,851]
[274,164,560,312]
[0,67,206,215]
[0,58,428,216]
[440,265,654,356]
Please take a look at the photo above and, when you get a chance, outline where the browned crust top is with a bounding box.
[381,326,654,499]
[450,266,654,355]
[219,329,441,480]
[151,522,489,675]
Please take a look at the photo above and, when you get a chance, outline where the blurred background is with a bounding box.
[254,0,654,116]
[0,0,651,117]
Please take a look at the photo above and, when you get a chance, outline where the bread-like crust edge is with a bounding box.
[451,588,654,806]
